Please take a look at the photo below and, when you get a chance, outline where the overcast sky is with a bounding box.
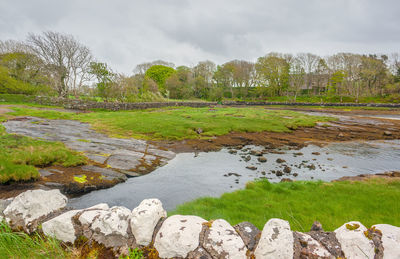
[0,0,399,74]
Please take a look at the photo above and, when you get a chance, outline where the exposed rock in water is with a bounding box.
[246,166,257,171]
[280,178,293,182]
[311,152,321,155]
[257,156,267,163]
[250,150,263,156]
[276,158,286,163]
[283,166,292,174]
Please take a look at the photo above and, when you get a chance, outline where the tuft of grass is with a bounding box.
[0,221,69,259]
[6,106,335,140]
[0,134,87,183]
[169,179,400,232]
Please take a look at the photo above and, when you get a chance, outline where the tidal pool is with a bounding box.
[69,140,400,211]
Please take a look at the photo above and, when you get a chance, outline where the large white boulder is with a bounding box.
[294,232,333,258]
[203,219,247,259]
[130,199,166,246]
[90,206,134,249]
[154,215,206,258]
[78,203,109,225]
[42,203,109,244]
[42,210,81,243]
[3,189,67,233]
[334,221,375,259]
[254,218,294,259]
[373,224,400,259]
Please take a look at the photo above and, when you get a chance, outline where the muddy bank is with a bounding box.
[156,111,400,153]
[334,171,400,182]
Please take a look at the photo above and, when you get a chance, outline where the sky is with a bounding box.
[0,0,399,74]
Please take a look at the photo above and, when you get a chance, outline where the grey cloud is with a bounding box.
[0,0,399,73]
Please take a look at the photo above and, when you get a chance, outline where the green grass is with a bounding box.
[0,221,68,259]
[169,179,400,232]
[6,106,334,140]
[0,114,86,183]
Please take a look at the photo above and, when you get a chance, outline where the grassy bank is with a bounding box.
[5,106,334,140]
[170,179,400,232]
[0,115,86,183]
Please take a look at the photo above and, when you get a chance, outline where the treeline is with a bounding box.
[1,31,400,102]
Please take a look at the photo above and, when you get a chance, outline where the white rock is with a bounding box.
[78,203,110,226]
[373,224,400,259]
[154,215,206,258]
[254,218,294,259]
[295,232,333,258]
[42,210,81,243]
[90,206,131,237]
[130,199,167,246]
[203,219,247,259]
[334,221,375,259]
[3,189,67,232]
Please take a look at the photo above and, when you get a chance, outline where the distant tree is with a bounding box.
[89,62,114,100]
[256,53,290,96]
[144,65,175,94]
[26,31,93,97]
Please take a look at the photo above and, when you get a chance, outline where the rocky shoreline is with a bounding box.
[1,189,399,258]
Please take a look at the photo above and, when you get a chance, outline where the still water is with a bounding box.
[69,140,400,211]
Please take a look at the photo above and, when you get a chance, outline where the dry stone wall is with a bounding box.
[30,96,400,111]
[1,189,400,258]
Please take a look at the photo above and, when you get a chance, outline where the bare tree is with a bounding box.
[26,31,93,97]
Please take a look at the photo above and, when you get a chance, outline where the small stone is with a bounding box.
[293,173,298,177]
[310,221,323,232]
[337,133,344,138]
[228,150,237,154]
[196,128,203,134]
[257,157,267,163]
[275,171,283,177]
[244,156,251,162]
[280,178,293,182]
[283,166,291,174]
[311,152,320,155]
[250,150,263,156]
[384,131,392,136]
[246,166,257,170]
[276,158,286,163]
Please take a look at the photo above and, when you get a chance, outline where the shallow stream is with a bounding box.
[69,139,400,211]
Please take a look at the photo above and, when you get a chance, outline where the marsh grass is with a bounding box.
[7,106,335,140]
[170,179,400,232]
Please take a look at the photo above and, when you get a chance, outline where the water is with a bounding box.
[69,140,400,211]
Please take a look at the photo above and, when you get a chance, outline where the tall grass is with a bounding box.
[0,221,68,259]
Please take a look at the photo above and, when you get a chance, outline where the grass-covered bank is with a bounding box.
[5,106,334,140]
[0,116,86,183]
[170,179,400,232]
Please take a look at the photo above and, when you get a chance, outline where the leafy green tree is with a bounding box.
[327,70,346,101]
[144,65,175,94]
[89,62,114,100]
[255,54,290,97]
